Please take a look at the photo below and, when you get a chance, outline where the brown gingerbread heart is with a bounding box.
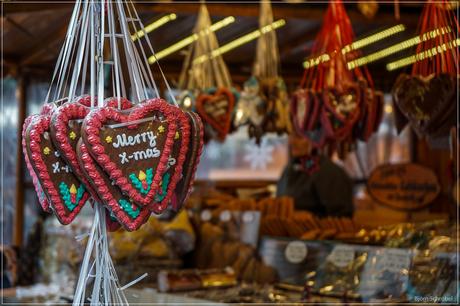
[25,114,90,225]
[196,88,234,140]
[77,139,151,231]
[81,98,189,208]
[172,111,204,211]
[393,73,457,137]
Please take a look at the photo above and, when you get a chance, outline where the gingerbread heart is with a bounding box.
[22,115,50,212]
[82,98,180,206]
[77,139,150,231]
[105,208,122,232]
[172,111,204,211]
[50,96,101,201]
[322,85,361,140]
[290,89,308,135]
[196,87,234,140]
[25,114,90,224]
[291,89,320,135]
[393,73,457,137]
[137,102,191,214]
[354,81,380,141]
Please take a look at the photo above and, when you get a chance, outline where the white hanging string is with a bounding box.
[115,1,145,103]
[106,1,123,105]
[68,2,90,102]
[125,1,177,104]
[45,0,82,104]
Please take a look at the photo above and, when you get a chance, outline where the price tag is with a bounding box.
[327,245,355,268]
[284,241,308,264]
[379,249,411,273]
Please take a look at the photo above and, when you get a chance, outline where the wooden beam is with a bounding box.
[20,23,68,65]
[13,75,27,247]
[138,3,419,26]
[3,2,420,27]
[3,2,72,15]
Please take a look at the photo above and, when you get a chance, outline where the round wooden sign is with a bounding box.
[367,163,440,211]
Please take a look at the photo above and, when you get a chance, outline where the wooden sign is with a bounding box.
[367,163,440,211]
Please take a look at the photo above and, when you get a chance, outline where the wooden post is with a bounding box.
[13,74,27,247]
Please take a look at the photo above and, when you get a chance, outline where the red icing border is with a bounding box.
[78,140,150,231]
[82,98,178,206]
[321,86,361,141]
[196,88,234,139]
[50,97,101,202]
[27,114,89,224]
[176,111,204,211]
[146,103,191,214]
[22,115,51,212]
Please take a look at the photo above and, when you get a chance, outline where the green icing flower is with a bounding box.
[154,173,170,202]
[59,182,77,211]
[118,199,140,219]
[129,168,154,195]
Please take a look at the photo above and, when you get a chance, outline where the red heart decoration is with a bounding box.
[81,98,184,207]
[22,115,50,212]
[321,85,361,141]
[196,88,234,140]
[291,89,321,136]
[77,139,151,231]
[171,111,204,211]
[105,208,122,232]
[138,101,191,214]
[353,81,382,141]
[393,73,457,138]
[25,114,90,225]
[50,96,101,202]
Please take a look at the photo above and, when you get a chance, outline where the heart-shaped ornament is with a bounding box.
[25,114,90,224]
[172,111,204,211]
[82,98,179,206]
[77,139,151,231]
[322,85,361,140]
[134,101,191,214]
[50,96,102,201]
[196,87,234,140]
[22,115,50,212]
[393,73,457,137]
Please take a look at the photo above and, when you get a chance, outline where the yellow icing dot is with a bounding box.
[105,136,112,143]
[43,147,51,155]
[175,131,180,140]
[157,125,165,133]
[138,170,146,181]
[69,131,77,140]
[70,184,77,194]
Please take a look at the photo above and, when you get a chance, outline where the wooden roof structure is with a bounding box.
[2,1,426,91]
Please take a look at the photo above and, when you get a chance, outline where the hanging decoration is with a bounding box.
[21,1,203,304]
[177,4,237,142]
[392,0,459,142]
[291,0,383,158]
[234,0,291,144]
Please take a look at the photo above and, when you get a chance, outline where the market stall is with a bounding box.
[1,0,458,304]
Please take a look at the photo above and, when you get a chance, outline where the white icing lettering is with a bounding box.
[118,148,160,164]
[119,152,129,164]
[53,162,60,173]
[112,131,158,148]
